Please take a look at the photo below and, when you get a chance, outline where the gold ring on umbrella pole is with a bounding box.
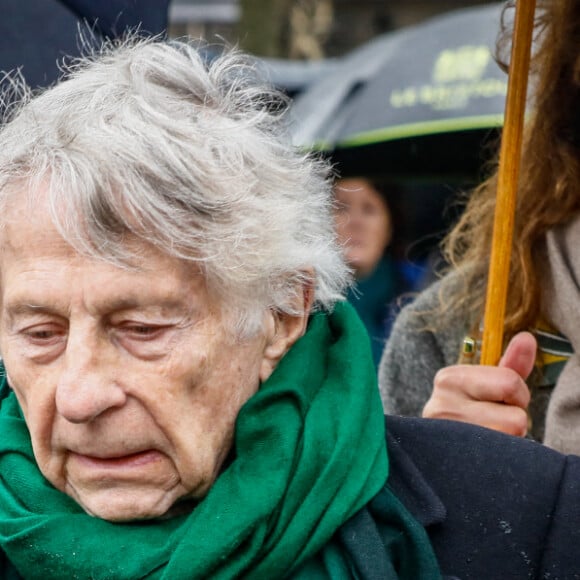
[458,335,480,365]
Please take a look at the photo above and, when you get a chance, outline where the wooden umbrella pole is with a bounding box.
[480,0,536,366]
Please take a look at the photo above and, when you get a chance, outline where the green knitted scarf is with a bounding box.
[0,302,439,579]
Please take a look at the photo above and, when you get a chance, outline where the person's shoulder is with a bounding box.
[382,282,439,348]
[385,268,473,359]
[395,276,443,316]
[381,272,463,370]
[378,276,456,415]
[386,414,565,470]
[385,415,580,579]
[390,268,468,327]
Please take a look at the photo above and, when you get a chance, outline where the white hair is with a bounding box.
[0,37,350,336]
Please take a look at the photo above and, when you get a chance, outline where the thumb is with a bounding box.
[498,331,537,380]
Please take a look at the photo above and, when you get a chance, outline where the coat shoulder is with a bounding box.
[386,415,580,579]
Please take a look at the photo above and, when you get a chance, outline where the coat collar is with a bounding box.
[385,427,447,528]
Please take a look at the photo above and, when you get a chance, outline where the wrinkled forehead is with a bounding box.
[0,180,180,276]
[0,177,71,251]
[0,178,50,236]
[0,174,149,265]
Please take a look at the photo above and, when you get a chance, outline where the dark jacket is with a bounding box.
[387,415,580,579]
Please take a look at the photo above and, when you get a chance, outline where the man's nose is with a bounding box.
[55,333,126,423]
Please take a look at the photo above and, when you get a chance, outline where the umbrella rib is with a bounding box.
[337,114,506,148]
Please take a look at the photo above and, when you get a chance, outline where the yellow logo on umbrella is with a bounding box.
[432,46,491,83]
[390,45,507,111]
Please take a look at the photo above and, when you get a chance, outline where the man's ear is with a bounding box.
[259,275,315,383]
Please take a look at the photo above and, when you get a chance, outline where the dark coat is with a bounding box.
[387,415,580,579]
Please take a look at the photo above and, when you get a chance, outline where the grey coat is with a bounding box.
[378,276,469,417]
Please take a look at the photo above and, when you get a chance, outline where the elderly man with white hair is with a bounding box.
[0,37,578,580]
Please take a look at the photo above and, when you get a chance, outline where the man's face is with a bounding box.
[0,195,271,522]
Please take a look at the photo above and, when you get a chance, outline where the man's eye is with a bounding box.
[123,325,165,339]
[31,330,55,339]
[132,326,157,335]
[22,327,64,343]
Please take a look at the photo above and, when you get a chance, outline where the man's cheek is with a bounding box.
[4,369,34,412]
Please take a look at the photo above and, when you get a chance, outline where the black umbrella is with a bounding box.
[256,57,340,98]
[0,0,169,91]
[290,2,511,181]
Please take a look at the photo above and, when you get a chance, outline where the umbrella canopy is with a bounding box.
[0,0,169,91]
[290,2,510,181]
[256,57,340,98]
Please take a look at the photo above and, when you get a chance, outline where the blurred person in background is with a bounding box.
[334,177,427,367]
[334,177,396,366]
